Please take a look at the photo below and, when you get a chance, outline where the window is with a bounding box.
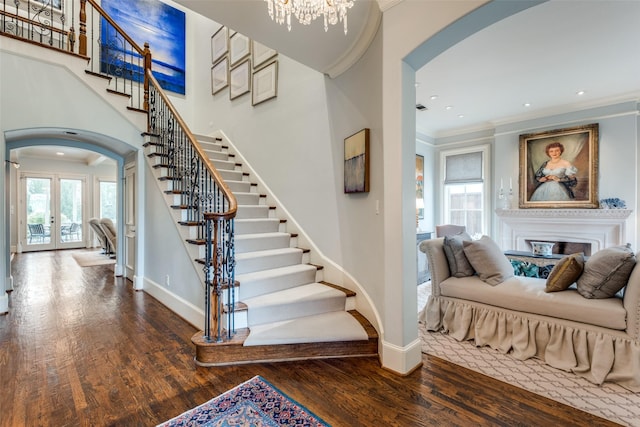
[440,145,490,236]
[99,181,117,222]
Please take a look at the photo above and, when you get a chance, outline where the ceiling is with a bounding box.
[415,0,640,139]
[176,0,639,140]
[12,1,639,161]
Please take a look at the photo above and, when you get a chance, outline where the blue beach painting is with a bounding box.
[101,0,186,94]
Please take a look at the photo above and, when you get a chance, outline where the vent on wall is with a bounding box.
[416,104,427,111]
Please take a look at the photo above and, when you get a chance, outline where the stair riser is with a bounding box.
[235,219,281,234]
[199,141,225,152]
[235,193,260,205]
[236,205,271,219]
[226,181,252,193]
[235,251,303,275]
[211,159,238,171]
[219,169,244,181]
[222,294,356,330]
[205,150,229,161]
[236,268,318,299]
[235,234,291,254]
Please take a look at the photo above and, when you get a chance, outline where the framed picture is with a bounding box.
[229,59,250,100]
[211,26,228,64]
[252,40,277,69]
[519,123,599,209]
[344,128,370,193]
[252,61,278,106]
[211,57,228,95]
[416,155,424,219]
[229,32,250,66]
[101,0,186,94]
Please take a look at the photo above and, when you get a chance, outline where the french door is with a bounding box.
[21,173,86,252]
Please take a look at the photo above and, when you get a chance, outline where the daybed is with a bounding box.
[419,237,640,391]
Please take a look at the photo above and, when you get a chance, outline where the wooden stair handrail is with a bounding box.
[146,69,237,220]
[83,0,146,56]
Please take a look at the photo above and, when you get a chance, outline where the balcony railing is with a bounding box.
[1,0,237,342]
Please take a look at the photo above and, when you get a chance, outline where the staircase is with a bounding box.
[0,0,379,366]
[144,134,378,365]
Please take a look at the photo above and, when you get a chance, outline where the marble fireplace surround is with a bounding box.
[496,209,633,253]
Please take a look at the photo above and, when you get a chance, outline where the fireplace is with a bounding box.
[496,209,632,253]
[524,239,592,256]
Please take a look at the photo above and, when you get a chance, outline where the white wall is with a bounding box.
[184,11,388,330]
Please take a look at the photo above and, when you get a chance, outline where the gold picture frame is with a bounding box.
[519,123,599,209]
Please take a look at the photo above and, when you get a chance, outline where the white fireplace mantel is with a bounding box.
[495,208,633,252]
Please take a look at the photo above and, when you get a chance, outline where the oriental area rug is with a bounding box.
[417,283,640,427]
[157,375,329,427]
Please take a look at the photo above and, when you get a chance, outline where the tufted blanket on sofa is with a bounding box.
[419,237,640,392]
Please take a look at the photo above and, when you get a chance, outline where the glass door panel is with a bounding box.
[59,178,84,245]
[25,177,55,250]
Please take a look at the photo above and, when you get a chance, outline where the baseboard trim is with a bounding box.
[142,277,205,330]
[380,338,423,375]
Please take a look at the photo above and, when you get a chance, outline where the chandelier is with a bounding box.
[265,0,355,35]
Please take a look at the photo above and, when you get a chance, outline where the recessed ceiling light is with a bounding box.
[415,82,421,88]
[576,90,586,96]
[445,105,453,110]
[430,95,438,100]
[56,152,64,156]
[523,102,531,107]
[458,114,464,118]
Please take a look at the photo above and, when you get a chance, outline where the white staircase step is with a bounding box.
[211,159,237,171]
[234,192,260,205]
[236,205,270,219]
[198,140,224,152]
[235,232,291,253]
[235,218,281,234]
[236,264,318,299]
[244,283,346,326]
[235,248,303,274]
[205,150,229,161]
[243,311,369,346]
[226,180,252,193]
[219,169,244,181]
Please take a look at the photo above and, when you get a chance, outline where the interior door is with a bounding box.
[22,174,86,252]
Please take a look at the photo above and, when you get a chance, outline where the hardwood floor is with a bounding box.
[0,250,617,426]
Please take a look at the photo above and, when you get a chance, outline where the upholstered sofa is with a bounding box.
[419,237,640,391]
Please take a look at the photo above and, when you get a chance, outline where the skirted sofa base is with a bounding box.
[420,238,640,392]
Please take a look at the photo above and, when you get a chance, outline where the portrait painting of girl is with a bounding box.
[519,124,599,209]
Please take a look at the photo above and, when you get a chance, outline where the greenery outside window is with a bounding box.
[440,145,490,236]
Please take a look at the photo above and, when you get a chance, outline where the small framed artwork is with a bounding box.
[211,26,228,64]
[416,154,424,219]
[229,32,250,66]
[344,128,370,193]
[211,56,228,95]
[252,40,277,69]
[519,123,599,209]
[229,59,250,100]
[252,61,278,106]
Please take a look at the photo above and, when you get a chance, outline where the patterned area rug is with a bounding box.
[157,376,329,427]
[417,283,640,427]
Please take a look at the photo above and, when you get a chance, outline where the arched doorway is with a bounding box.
[4,127,138,290]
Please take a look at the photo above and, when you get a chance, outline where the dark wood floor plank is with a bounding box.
[0,250,619,427]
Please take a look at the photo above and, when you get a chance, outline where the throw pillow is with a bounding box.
[443,232,475,278]
[545,253,584,292]
[462,235,514,286]
[577,244,636,299]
